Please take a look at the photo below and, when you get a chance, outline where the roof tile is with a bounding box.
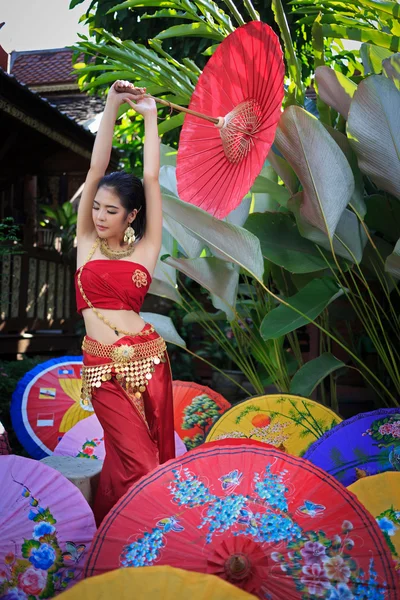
[11,48,79,86]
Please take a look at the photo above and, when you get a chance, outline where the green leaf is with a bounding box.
[107,0,176,13]
[251,172,290,206]
[69,0,86,7]
[161,193,264,280]
[156,23,225,42]
[383,53,400,90]
[385,238,400,279]
[260,277,343,339]
[82,71,134,91]
[160,143,177,167]
[202,44,219,56]
[365,194,400,243]
[315,66,357,119]
[271,0,304,105]
[21,539,40,558]
[323,126,366,217]
[360,43,393,74]
[158,112,185,134]
[164,256,239,314]
[182,310,226,324]
[149,279,182,303]
[245,212,337,273]
[347,75,400,200]
[267,149,299,195]
[140,312,186,346]
[321,24,400,52]
[289,193,367,263]
[275,106,355,237]
[290,353,346,397]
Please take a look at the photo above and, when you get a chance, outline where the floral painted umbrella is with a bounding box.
[173,381,230,450]
[205,394,341,456]
[349,472,400,572]
[0,420,11,455]
[11,356,92,459]
[53,414,186,460]
[84,441,399,599]
[0,455,96,599]
[303,409,400,487]
[57,566,256,600]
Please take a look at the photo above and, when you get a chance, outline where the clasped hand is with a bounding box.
[108,80,156,116]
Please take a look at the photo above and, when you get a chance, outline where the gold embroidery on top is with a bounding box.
[132,269,148,288]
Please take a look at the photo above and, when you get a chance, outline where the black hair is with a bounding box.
[98,172,146,240]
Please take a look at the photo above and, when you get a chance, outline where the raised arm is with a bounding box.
[125,94,163,259]
[77,82,143,240]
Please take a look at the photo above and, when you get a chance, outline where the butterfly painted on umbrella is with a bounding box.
[298,500,326,518]
[219,469,243,492]
[156,516,185,533]
[19,485,46,519]
[62,541,86,564]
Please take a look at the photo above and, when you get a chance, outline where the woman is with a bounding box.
[75,80,175,525]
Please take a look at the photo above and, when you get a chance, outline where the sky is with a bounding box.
[1,0,92,53]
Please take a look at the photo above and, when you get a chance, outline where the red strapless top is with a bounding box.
[75,260,152,315]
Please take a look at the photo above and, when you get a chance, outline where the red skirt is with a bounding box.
[82,324,175,525]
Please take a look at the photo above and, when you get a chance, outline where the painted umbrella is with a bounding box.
[84,441,399,599]
[349,472,400,572]
[0,420,11,455]
[0,454,96,599]
[205,394,341,456]
[53,414,186,460]
[173,381,230,450]
[58,566,256,600]
[11,356,92,459]
[303,409,400,487]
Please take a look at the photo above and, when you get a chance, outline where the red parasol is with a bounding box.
[175,21,285,218]
[84,441,399,599]
[172,381,230,450]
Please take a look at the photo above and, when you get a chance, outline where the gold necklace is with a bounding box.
[99,237,135,260]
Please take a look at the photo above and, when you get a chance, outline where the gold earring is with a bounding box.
[124,224,135,245]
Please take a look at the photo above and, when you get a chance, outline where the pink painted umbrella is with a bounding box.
[53,415,186,460]
[0,420,11,455]
[0,455,96,598]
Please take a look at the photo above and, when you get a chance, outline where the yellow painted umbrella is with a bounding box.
[348,472,400,571]
[205,394,342,456]
[58,566,257,599]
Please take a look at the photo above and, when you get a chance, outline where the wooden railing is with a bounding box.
[0,248,80,355]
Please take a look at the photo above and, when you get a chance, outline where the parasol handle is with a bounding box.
[146,94,225,128]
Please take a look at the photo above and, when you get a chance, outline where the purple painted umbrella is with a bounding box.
[0,455,96,599]
[303,408,400,487]
[53,415,187,461]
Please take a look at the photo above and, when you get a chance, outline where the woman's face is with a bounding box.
[92,186,129,240]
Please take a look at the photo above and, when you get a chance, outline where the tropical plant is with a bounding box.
[69,0,400,409]
[0,217,23,257]
[39,202,78,255]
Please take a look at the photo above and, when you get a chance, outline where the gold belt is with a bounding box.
[80,335,167,414]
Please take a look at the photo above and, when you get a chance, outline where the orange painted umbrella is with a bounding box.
[173,381,230,450]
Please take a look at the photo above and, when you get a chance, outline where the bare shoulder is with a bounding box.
[128,237,160,276]
[76,232,98,269]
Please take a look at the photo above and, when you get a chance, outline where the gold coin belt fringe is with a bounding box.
[80,336,167,410]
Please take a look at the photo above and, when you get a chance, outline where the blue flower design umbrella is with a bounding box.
[84,440,398,599]
[303,409,400,487]
[0,455,96,599]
